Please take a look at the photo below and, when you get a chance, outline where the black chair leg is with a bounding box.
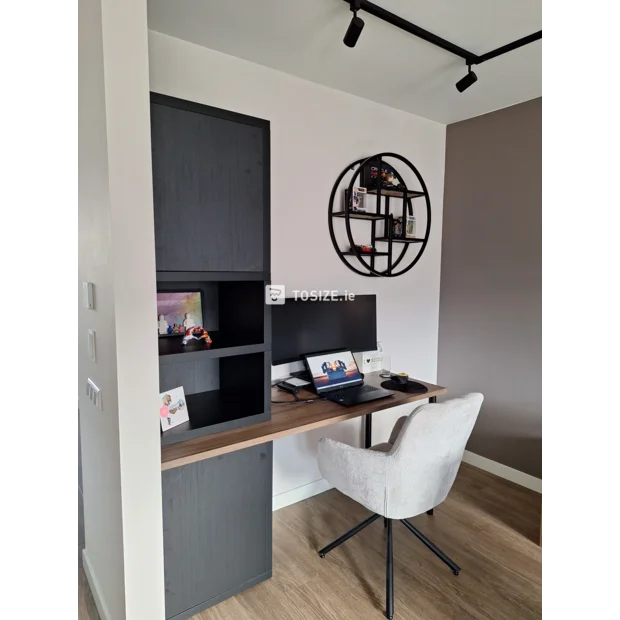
[384,517,388,528]
[386,519,394,620]
[426,508,434,515]
[400,519,461,575]
[318,514,380,557]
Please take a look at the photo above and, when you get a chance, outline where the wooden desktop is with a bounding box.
[161,372,446,470]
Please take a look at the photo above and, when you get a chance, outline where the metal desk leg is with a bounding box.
[364,413,372,449]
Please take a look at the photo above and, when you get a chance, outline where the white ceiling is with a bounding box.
[147,0,541,124]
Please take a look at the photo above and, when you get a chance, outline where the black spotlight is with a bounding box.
[344,15,365,48]
[456,66,478,93]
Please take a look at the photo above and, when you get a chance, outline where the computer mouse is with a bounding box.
[391,373,409,385]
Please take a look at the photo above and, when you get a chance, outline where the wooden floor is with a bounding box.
[78,463,541,620]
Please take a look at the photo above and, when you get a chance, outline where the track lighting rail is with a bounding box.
[343,0,541,68]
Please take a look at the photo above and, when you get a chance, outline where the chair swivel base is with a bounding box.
[318,513,460,619]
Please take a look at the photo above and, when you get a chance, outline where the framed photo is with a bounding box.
[160,386,189,432]
[344,187,367,213]
[351,186,367,212]
[405,215,417,238]
[157,291,204,337]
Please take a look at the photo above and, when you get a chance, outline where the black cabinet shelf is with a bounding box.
[158,331,267,364]
[375,237,426,244]
[343,250,389,257]
[367,188,426,198]
[156,271,269,282]
[332,211,388,221]
[160,388,267,446]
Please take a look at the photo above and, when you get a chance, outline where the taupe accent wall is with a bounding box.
[438,98,541,478]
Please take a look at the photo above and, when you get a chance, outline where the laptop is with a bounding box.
[304,349,393,406]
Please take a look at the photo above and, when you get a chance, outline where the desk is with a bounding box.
[159,374,446,620]
[161,373,446,470]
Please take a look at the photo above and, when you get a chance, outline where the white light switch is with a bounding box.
[83,281,94,309]
[88,329,96,362]
[86,378,102,410]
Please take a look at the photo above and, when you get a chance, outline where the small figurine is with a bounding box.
[182,312,195,330]
[351,244,375,254]
[167,325,173,335]
[181,326,213,346]
[173,324,180,334]
[158,314,169,335]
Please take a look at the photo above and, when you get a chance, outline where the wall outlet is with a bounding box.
[86,378,102,410]
[83,281,95,309]
[88,329,96,362]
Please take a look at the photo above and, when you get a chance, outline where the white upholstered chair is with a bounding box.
[317,393,484,620]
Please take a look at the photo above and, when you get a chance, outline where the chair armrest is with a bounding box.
[388,416,408,445]
[318,438,390,516]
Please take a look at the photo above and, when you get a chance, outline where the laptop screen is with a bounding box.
[305,350,362,392]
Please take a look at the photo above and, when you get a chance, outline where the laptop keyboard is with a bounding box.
[326,385,380,400]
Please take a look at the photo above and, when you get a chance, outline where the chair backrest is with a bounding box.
[386,393,483,518]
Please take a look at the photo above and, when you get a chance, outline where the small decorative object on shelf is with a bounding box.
[157,291,204,338]
[344,187,368,213]
[181,326,213,346]
[362,159,406,192]
[160,385,189,431]
[182,312,195,330]
[392,217,404,238]
[351,186,367,212]
[158,314,169,335]
[351,244,376,254]
[405,215,417,239]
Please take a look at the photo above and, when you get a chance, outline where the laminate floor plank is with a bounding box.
[77,463,541,620]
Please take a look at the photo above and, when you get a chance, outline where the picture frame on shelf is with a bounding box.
[157,291,204,337]
[160,385,189,432]
[405,215,417,238]
[344,186,368,213]
[392,217,404,239]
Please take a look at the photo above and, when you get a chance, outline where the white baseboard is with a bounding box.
[273,478,333,511]
[82,548,112,620]
[462,450,542,493]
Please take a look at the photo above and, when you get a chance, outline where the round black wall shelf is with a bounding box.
[328,153,431,277]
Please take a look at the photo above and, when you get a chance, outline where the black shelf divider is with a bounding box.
[158,336,268,364]
[343,250,389,257]
[160,388,267,446]
[375,237,426,244]
[156,271,269,282]
[366,188,426,198]
[332,211,389,221]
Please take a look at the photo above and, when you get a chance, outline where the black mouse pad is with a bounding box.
[381,379,428,394]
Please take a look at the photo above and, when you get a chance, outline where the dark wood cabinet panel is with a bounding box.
[152,94,272,619]
[150,99,267,272]
[162,443,272,619]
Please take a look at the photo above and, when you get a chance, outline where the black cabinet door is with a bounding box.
[151,100,267,272]
[161,443,272,619]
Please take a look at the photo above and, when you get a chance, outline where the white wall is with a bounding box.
[79,0,165,618]
[148,31,446,507]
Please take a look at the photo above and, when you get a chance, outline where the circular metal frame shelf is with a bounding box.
[328,153,431,277]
